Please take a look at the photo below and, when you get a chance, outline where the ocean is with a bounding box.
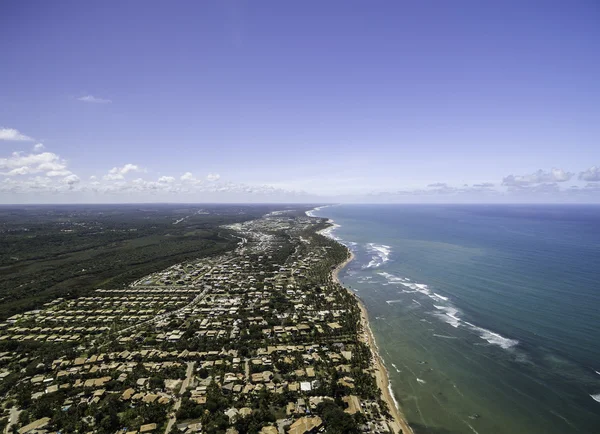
[308,204,600,434]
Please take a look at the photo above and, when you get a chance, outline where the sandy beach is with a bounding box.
[332,248,413,434]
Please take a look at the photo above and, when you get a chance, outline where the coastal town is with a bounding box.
[0,211,410,434]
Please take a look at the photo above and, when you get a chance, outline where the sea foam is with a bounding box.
[386,299,403,304]
[364,243,392,268]
[465,322,519,349]
[378,270,519,351]
[318,220,341,240]
[591,393,600,403]
[432,306,519,349]
[433,292,449,301]
[305,205,330,217]
[433,305,462,328]
[306,207,343,241]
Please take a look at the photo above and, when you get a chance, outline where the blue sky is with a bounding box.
[1,0,599,203]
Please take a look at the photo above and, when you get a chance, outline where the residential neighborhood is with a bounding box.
[0,213,397,434]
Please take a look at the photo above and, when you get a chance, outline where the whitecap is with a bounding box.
[433,292,449,301]
[590,393,600,403]
[430,305,519,350]
[386,299,403,304]
[387,382,401,411]
[378,271,520,351]
[318,220,341,240]
[433,305,462,328]
[462,420,481,434]
[417,378,426,384]
[364,243,392,268]
[463,321,519,349]
[305,205,329,217]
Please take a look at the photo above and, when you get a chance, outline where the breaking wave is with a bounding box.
[433,305,462,328]
[591,393,600,403]
[305,205,330,217]
[379,271,448,302]
[364,243,392,268]
[432,305,519,349]
[386,299,403,304]
[318,220,341,240]
[465,321,520,350]
[378,271,519,351]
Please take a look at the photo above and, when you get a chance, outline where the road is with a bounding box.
[180,361,195,394]
[244,358,250,380]
[164,361,195,434]
[5,407,20,434]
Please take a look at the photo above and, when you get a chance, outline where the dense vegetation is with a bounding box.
[0,207,395,433]
[0,204,311,320]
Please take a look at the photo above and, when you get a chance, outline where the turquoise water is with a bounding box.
[310,205,600,434]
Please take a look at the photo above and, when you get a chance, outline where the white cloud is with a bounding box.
[0,173,86,195]
[0,152,70,176]
[73,172,308,200]
[206,173,221,182]
[63,174,80,188]
[103,173,123,181]
[33,143,45,152]
[6,167,32,176]
[39,161,69,172]
[508,182,561,197]
[502,168,573,186]
[0,128,34,142]
[46,170,73,177]
[427,182,452,190]
[579,166,600,182]
[180,172,195,181]
[77,95,112,104]
[104,163,142,180]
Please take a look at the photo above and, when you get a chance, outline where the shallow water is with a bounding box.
[310,204,600,434]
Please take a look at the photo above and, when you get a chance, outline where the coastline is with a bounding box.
[331,247,413,434]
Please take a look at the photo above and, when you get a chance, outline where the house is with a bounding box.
[140,423,158,432]
[225,407,240,422]
[287,416,323,434]
[300,381,312,392]
[239,407,253,417]
[342,395,362,414]
[18,417,51,434]
[121,388,135,400]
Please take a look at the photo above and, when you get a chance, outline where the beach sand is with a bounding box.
[332,249,414,434]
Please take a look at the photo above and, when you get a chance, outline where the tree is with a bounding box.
[315,401,359,434]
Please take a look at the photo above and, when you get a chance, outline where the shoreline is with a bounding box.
[331,247,413,434]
